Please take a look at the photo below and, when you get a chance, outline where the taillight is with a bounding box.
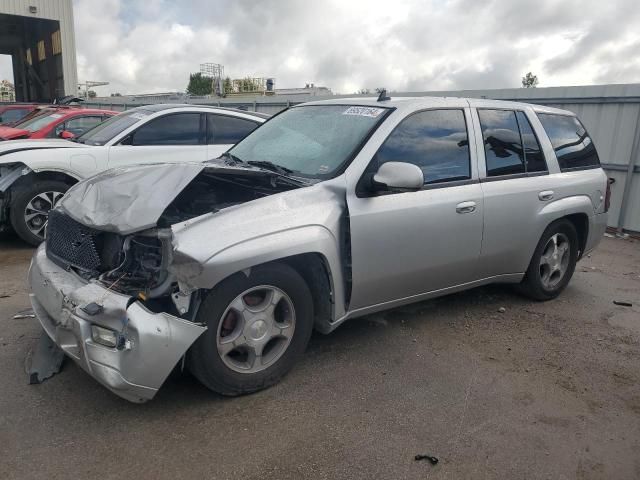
[605,177,614,212]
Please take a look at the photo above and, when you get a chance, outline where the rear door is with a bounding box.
[347,106,484,310]
[206,113,260,158]
[107,112,207,168]
[471,105,556,277]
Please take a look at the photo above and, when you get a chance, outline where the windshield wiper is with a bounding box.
[246,160,295,176]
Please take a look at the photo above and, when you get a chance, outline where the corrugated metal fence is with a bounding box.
[84,83,640,232]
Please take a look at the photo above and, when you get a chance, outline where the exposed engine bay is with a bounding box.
[46,168,302,302]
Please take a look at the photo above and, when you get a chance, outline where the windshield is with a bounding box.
[75,109,150,145]
[229,105,389,179]
[15,110,65,132]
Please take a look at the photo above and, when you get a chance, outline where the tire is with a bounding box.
[188,262,314,396]
[9,180,70,246]
[518,219,579,301]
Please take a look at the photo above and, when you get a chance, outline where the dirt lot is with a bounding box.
[0,233,639,480]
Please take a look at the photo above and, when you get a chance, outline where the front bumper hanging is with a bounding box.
[28,244,206,403]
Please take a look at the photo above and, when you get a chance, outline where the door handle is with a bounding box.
[456,201,476,214]
[538,190,554,201]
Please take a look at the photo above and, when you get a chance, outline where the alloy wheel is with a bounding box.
[216,285,296,374]
[539,233,570,289]
[23,191,65,240]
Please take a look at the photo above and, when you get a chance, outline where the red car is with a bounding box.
[0,104,41,125]
[0,106,118,141]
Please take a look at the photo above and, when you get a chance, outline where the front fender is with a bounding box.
[175,225,347,321]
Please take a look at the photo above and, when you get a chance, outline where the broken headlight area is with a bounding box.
[46,209,174,301]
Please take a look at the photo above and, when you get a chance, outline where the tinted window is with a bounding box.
[374,109,470,184]
[0,108,31,123]
[58,116,104,136]
[516,111,546,172]
[132,113,201,146]
[537,113,600,170]
[77,109,149,146]
[478,109,524,176]
[207,114,258,144]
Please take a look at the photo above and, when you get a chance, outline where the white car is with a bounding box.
[0,104,268,245]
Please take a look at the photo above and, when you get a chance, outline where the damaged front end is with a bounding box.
[28,161,305,402]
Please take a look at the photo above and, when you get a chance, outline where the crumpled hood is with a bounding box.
[58,162,206,234]
[0,138,86,161]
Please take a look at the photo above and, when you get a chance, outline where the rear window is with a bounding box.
[537,113,600,171]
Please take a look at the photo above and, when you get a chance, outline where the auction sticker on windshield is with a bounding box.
[343,106,385,117]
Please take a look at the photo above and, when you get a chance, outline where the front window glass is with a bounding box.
[75,109,149,146]
[131,113,201,146]
[230,105,388,179]
[374,109,470,184]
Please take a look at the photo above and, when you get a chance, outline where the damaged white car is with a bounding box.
[28,95,609,402]
[0,104,267,245]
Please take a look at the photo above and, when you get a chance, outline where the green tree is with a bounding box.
[186,72,213,95]
[521,72,539,88]
[223,76,232,94]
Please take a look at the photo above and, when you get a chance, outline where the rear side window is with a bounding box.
[132,113,202,146]
[479,110,525,176]
[516,111,546,172]
[207,114,258,145]
[479,109,547,176]
[537,113,599,170]
[374,109,470,184]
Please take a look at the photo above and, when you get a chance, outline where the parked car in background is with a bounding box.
[0,106,117,141]
[0,103,41,125]
[28,95,609,402]
[0,104,268,244]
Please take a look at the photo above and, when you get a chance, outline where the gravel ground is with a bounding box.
[0,233,639,479]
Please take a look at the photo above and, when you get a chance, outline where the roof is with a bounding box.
[128,103,270,119]
[299,95,574,116]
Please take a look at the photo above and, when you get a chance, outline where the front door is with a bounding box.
[108,112,207,168]
[347,107,484,310]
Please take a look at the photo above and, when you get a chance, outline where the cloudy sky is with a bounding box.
[1,0,639,95]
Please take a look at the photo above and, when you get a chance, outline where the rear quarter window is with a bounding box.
[537,113,600,171]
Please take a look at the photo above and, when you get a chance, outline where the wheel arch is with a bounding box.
[176,226,348,332]
[537,195,592,259]
[10,169,79,191]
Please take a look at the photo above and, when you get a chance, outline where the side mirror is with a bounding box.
[59,130,75,139]
[372,162,424,192]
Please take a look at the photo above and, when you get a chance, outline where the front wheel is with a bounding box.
[518,219,578,301]
[9,180,70,246]
[188,263,314,396]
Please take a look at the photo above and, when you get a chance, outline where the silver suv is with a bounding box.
[28,96,609,402]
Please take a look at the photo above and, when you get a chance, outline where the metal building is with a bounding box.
[0,0,77,101]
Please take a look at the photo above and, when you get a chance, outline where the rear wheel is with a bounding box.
[188,263,314,396]
[519,219,578,301]
[10,180,69,246]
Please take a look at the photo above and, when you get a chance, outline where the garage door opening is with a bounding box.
[0,54,14,101]
[0,13,64,102]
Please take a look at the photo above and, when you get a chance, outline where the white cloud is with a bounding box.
[3,0,640,95]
